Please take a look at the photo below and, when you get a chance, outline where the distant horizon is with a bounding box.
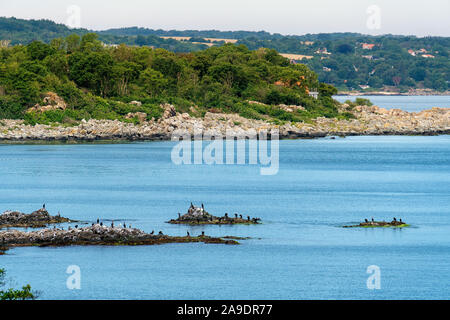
[1,15,449,39]
[1,0,449,37]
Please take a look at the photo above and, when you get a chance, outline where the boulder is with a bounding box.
[125,112,147,122]
[129,100,142,106]
[162,104,177,119]
[27,92,67,113]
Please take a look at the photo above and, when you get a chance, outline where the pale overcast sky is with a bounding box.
[1,0,449,36]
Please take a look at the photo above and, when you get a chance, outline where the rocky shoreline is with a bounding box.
[0,104,449,142]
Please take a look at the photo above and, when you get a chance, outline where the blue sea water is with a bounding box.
[334,95,450,112]
[0,135,449,300]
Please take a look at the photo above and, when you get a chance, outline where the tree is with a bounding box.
[27,41,55,60]
[0,268,36,300]
[69,51,116,96]
[113,61,140,95]
[409,67,427,82]
[319,82,338,97]
[139,67,168,96]
[66,34,81,53]
[336,43,353,54]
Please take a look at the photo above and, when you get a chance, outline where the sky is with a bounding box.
[1,0,449,36]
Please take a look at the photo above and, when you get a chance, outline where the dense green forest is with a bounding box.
[0,32,344,124]
[240,36,449,92]
[0,16,448,97]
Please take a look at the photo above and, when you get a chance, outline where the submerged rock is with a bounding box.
[168,203,261,225]
[0,208,71,229]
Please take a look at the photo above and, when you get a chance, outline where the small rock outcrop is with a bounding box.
[27,92,67,113]
[129,101,142,106]
[343,219,409,228]
[125,112,147,122]
[168,203,261,225]
[0,208,71,229]
[162,103,177,119]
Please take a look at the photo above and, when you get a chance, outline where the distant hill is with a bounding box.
[0,17,448,92]
[0,17,87,44]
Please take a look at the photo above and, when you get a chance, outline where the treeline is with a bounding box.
[1,17,447,92]
[240,36,450,91]
[0,33,342,124]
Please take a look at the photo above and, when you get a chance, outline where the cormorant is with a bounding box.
[187,231,190,237]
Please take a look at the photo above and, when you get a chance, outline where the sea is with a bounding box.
[0,96,449,300]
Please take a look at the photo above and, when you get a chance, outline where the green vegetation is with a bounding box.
[1,17,448,93]
[0,268,36,300]
[0,32,343,124]
[344,98,373,109]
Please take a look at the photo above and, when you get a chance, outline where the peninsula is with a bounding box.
[0,36,448,143]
